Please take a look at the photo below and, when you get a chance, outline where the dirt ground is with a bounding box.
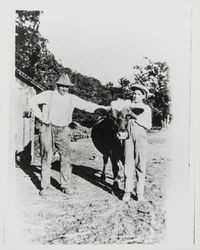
[15,129,171,244]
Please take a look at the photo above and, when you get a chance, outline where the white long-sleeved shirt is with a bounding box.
[29,90,107,126]
[127,101,152,130]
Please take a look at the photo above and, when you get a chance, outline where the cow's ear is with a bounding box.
[110,108,118,118]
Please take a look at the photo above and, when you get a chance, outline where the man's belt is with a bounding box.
[51,124,69,129]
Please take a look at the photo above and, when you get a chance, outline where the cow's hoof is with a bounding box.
[112,181,119,191]
[131,193,137,201]
[122,192,131,202]
[100,173,106,180]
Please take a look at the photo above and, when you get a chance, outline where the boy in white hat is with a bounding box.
[122,83,152,202]
[29,74,107,196]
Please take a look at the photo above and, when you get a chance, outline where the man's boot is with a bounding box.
[39,187,51,196]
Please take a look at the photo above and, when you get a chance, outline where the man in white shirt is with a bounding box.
[29,74,107,196]
[122,84,152,202]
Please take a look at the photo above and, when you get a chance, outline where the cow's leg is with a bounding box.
[117,159,125,182]
[101,155,109,180]
[110,156,120,192]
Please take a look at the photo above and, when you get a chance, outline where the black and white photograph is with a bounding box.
[0,0,200,248]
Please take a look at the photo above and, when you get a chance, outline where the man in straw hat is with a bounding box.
[29,74,108,196]
[121,83,152,202]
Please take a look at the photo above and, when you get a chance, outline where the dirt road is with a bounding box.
[15,129,170,244]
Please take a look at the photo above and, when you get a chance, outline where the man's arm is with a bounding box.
[71,95,109,113]
[29,91,52,122]
[110,99,131,111]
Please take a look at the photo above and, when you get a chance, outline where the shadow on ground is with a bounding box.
[16,142,41,190]
[15,144,122,198]
[72,164,124,199]
[16,142,60,191]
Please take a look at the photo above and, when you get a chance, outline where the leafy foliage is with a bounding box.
[15,11,111,127]
[109,58,172,127]
[131,58,172,126]
[16,11,171,128]
[16,10,64,90]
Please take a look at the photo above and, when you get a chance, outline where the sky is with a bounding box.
[38,0,191,85]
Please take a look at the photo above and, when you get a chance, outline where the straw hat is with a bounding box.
[56,74,73,86]
[130,83,150,97]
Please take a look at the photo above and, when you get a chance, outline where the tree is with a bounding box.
[118,77,131,90]
[117,77,133,100]
[16,11,171,129]
[132,57,172,127]
[16,10,64,90]
[105,82,114,89]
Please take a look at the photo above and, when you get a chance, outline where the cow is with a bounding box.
[91,106,137,192]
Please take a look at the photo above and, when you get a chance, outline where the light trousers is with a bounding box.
[124,120,147,197]
[40,124,72,189]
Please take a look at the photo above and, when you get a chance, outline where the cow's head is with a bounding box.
[108,107,137,140]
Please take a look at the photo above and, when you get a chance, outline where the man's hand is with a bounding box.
[126,110,137,120]
[94,108,108,117]
[130,112,137,120]
[40,117,51,125]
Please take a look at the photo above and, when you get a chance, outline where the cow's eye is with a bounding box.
[112,117,117,121]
